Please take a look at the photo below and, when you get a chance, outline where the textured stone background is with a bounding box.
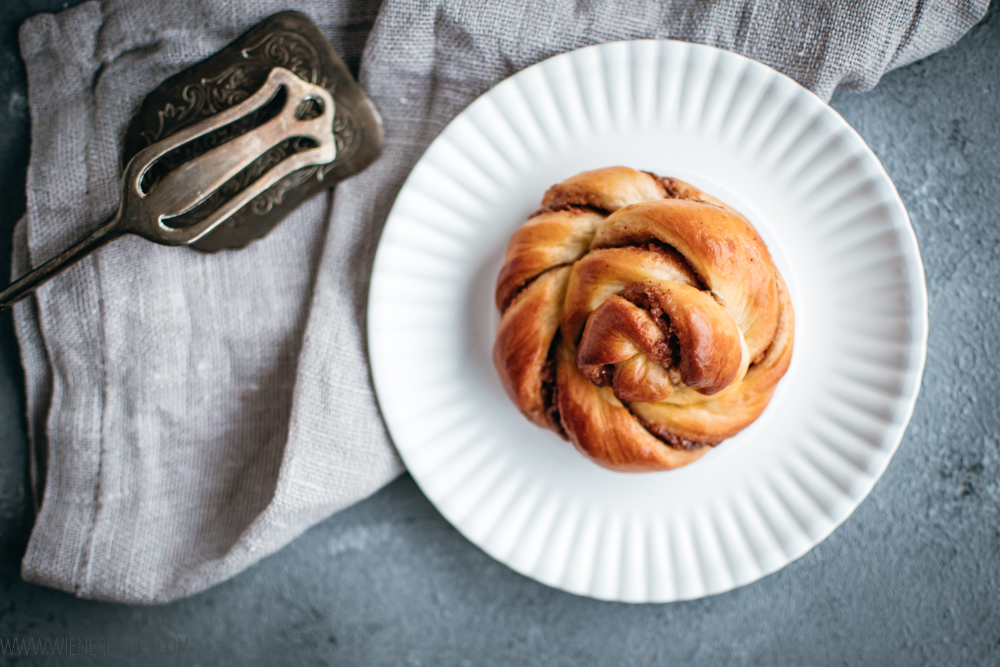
[1,1,998,665]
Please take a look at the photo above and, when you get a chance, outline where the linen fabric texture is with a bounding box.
[13,0,985,603]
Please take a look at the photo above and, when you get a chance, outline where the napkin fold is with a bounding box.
[13,0,986,603]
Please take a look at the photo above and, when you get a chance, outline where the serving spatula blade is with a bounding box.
[0,11,383,310]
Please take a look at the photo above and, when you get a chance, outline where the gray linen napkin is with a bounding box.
[13,0,986,603]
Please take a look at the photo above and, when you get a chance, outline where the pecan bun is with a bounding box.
[493,166,794,472]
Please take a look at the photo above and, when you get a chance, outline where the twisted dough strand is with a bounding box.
[493,167,794,471]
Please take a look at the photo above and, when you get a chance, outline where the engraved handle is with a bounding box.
[0,215,122,310]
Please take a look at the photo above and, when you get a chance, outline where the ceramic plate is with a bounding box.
[367,40,927,602]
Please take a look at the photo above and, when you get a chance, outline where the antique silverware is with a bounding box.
[1,11,383,310]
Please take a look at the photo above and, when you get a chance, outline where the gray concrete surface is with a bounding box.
[1,1,999,665]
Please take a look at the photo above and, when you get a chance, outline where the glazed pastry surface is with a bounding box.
[493,166,794,472]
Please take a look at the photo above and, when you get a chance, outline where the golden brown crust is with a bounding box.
[576,295,675,403]
[628,274,793,444]
[495,208,604,313]
[557,344,708,471]
[493,266,571,428]
[541,166,666,212]
[592,199,779,360]
[492,166,794,472]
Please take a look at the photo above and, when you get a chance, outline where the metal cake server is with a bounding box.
[0,11,383,310]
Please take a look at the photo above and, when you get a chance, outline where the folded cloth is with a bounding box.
[13,0,985,603]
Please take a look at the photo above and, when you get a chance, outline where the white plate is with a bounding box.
[368,40,927,602]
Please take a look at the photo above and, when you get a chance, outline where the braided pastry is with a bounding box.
[493,167,794,472]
